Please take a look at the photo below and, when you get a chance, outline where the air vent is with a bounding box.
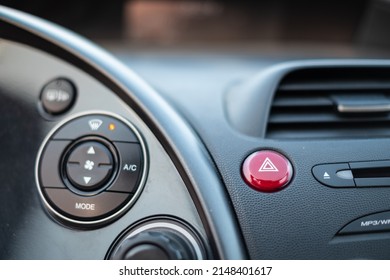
[266,68,390,139]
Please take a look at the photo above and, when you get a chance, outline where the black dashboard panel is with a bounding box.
[122,57,390,258]
[3,4,390,260]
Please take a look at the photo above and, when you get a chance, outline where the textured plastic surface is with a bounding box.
[222,63,390,258]
[116,51,390,258]
[154,58,390,259]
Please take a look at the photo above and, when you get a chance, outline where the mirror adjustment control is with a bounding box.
[40,78,76,115]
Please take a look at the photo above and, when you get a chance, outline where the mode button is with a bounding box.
[43,188,131,220]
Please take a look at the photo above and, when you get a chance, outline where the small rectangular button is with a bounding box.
[106,142,142,193]
[44,188,130,220]
[53,115,139,143]
[312,163,355,188]
[39,140,71,188]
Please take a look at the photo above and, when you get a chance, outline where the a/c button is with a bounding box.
[106,142,142,193]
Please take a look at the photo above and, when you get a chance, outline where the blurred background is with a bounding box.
[3,0,390,99]
[2,0,390,56]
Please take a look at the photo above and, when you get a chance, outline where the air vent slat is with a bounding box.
[266,68,390,139]
[267,127,390,139]
[268,114,390,124]
[272,97,332,107]
[279,82,390,92]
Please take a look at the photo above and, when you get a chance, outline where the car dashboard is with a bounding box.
[2,2,390,260]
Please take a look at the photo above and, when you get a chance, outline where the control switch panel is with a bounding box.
[36,113,147,227]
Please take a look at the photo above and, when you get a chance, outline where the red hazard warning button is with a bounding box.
[242,150,293,192]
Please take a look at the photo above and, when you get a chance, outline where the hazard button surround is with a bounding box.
[242,150,293,192]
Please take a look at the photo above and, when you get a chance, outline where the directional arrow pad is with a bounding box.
[65,140,115,192]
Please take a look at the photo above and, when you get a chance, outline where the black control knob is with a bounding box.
[110,230,197,260]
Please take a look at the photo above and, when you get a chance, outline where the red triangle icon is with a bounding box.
[258,157,279,172]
